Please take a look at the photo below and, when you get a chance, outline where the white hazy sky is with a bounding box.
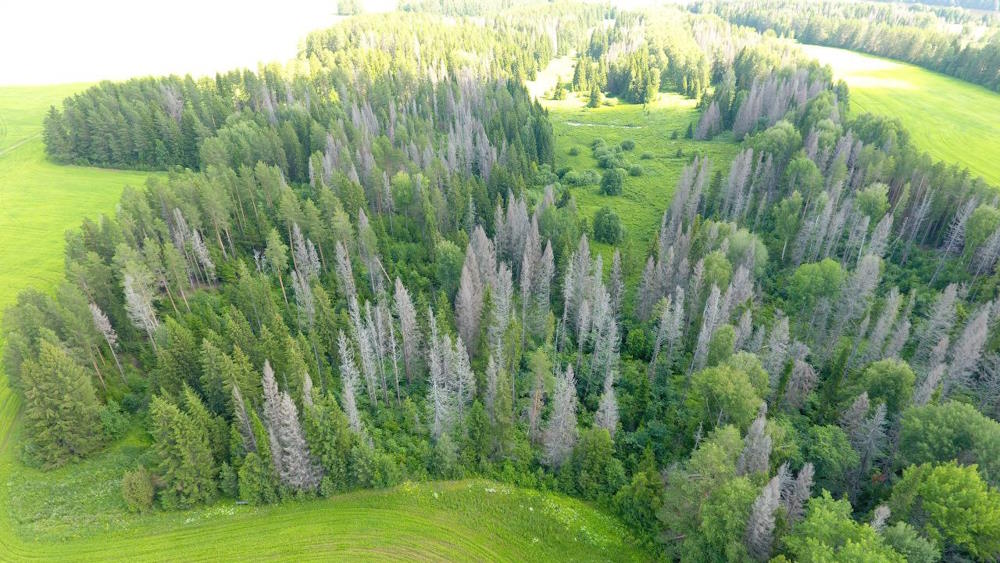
[0,0,396,85]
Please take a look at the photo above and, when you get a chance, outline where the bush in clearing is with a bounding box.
[593,207,625,244]
[563,169,601,186]
[122,465,154,513]
[600,168,625,196]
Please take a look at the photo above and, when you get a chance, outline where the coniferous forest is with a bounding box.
[7,1,1000,560]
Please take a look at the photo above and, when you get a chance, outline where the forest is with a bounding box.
[7,1,1000,561]
[697,0,1000,92]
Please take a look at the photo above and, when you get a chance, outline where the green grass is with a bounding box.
[0,84,653,561]
[0,85,154,315]
[0,84,89,153]
[802,44,1000,188]
[544,92,740,261]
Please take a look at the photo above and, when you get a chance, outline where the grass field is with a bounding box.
[543,92,740,264]
[802,44,1000,188]
[0,84,653,561]
[0,85,154,314]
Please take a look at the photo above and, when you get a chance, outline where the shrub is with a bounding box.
[671,130,679,140]
[600,168,625,196]
[675,148,683,157]
[629,165,643,177]
[100,399,129,440]
[568,146,580,156]
[640,152,653,160]
[563,169,600,186]
[596,147,626,169]
[620,139,635,151]
[593,206,625,244]
[219,462,239,497]
[122,465,154,513]
[239,452,278,505]
[556,166,572,178]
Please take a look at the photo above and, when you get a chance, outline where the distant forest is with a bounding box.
[697,0,1000,91]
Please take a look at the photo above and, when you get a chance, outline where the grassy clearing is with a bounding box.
[2,475,651,561]
[525,55,577,100]
[802,44,1000,188]
[544,92,740,265]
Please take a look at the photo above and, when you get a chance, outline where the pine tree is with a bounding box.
[22,338,103,467]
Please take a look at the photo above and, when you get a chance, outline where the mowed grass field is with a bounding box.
[0,85,154,314]
[0,85,653,561]
[802,44,1000,188]
[544,92,740,263]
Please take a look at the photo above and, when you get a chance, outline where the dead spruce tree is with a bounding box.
[737,404,771,476]
[261,360,321,491]
[337,331,364,435]
[394,278,421,383]
[543,364,579,468]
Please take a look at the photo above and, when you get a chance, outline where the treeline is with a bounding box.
[875,0,999,12]
[696,0,1000,92]
[9,3,1000,561]
[571,7,769,104]
[43,12,561,171]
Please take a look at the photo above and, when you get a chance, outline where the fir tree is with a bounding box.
[149,395,216,508]
[22,337,103,467]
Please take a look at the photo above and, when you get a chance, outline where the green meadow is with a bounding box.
[543,91,740,263]
[802,44,1000,188]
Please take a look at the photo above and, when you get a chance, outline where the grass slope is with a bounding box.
[802,44,1000,188]
[544,92,740,258]
[0,85,653,562]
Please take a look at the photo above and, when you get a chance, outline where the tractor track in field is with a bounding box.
[0,132,41,158]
